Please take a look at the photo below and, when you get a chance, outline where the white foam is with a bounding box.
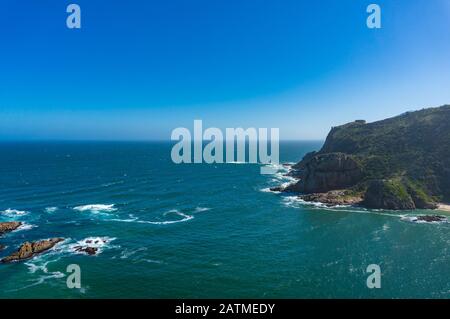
[111,210,194,225]
[194,207,211,213]
[16,222,36,232]
[73,204,117,213]
[45,207,58,213]
[145,210,194,225]
[119,247,147,259]
[400,215,448,224]
[1,208,29,217]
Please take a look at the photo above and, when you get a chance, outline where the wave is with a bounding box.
[110,209,195,225]
[1,208,29,217]
[194,207,211,213]
[16,222,36,232]
[118,247,147,260]
[143,210,194,225]
[73,204,117,213]
[45,207,58,213]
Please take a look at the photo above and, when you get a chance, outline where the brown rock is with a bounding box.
[1,238,64,263]
[299,190,363,206]
[0,222,22,235]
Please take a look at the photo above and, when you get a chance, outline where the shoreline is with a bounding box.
[437,204,450,213]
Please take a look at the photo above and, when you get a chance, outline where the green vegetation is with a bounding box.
[304,105,450,209]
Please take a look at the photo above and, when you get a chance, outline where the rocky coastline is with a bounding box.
[0,220,102,263]
[272,105,450,216]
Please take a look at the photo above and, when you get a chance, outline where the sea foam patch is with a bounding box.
[73,204,117,213]
[1,208,29,217]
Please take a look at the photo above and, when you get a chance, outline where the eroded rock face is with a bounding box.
[299,190,363,206]
[1,238,64,263]
[287,153,362,193]
[0,222,22,235]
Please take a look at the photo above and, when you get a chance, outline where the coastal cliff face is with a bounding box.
[286,105,450,210]
[287,152,362,193]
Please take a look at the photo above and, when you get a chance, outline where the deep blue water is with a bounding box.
[0,141,449,298]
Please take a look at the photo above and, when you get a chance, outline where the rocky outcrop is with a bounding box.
[362,179,438,210]
[286,153,362,193]
[1,238,64,263]
[300,190,363,206]
[74,246,98,255]
[415,215,447,223]
[271,105,450,210]
[0,222,22,235]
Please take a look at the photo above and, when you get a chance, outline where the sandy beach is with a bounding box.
[437,204,450,212]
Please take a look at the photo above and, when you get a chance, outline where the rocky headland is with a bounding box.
[275,105,450,211]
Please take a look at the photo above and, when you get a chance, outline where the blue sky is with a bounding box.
[1,0,450,140]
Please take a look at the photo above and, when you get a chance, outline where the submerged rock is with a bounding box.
[0,222,22,235]
[1,238,64,263]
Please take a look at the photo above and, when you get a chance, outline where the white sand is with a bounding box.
[437,204,450,212]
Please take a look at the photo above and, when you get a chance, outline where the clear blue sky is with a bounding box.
[1,0,450,140]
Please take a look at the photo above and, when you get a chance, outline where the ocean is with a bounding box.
[0,141,449,298]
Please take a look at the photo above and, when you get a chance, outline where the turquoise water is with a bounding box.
[0,141,449,298]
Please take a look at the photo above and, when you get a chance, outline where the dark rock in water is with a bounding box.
[1,238,64,263]
[415,215,447,222]
[286,152,362,193]
[74,246,98,255]
[0,245,5,251]
[300,190,363,206]
[0,222,22,235]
